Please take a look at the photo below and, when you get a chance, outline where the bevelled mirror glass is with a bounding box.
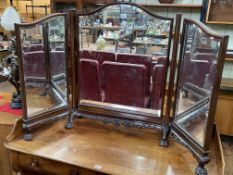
[77,3,173,118]
[16,14,68,120]
[174,21,222,146]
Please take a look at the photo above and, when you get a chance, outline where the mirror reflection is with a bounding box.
[78,4,173,117]
[174,22,221,145]
[20,15,67,117]
[48,16,67,98]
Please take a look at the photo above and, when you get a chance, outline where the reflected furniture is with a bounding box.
[14,2,229,175]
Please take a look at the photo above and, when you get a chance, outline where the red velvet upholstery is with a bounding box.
[102,61,148,107]
[193,53,215,62]
[80,50,116,64]
[50,51,66,77]
[180,52,215,88]
[80,49,92,60]
[23,51,46,78]
[151,64,165,110]
[116,53,152,95]
[190,60,210,88]
[93,50,116,65]
[23,44,44,52]
[79,58,101,101]
[193,53,217,87]
[157,56,168,67]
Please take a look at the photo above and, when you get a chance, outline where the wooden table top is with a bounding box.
[6,117,223,175]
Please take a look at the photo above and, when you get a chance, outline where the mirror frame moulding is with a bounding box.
[15,13,71,139]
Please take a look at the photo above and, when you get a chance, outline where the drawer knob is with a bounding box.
[31,160,39,168]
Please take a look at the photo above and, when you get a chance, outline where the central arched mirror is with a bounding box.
[75,3,175,122]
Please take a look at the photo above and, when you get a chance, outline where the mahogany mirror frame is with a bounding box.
[65,2,182,146]
[15,13,70,140]
[170,18,229,175]
[13,4,229,175]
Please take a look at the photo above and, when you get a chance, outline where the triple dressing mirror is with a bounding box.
[15,2,228,175]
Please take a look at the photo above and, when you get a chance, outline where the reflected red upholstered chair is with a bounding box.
[157,56,168,67]
[116,53,152,95]
[102,61,149,108]
[190,60,211,88]
[23,44,44,52]
[180,52,216,89]
[92,50,115,65]
[50,51,66,77]
[23,51,46,78]
[193,53,215,62]
[79,58,101,101]
[193,53,217,87]
[80,49,115,64]
[80,49,92,60]
[151,64,165,110]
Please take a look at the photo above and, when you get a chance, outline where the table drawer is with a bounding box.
[12,152,104,175]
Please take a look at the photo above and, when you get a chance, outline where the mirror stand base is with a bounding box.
[11,92,22,109]
[65,110,76,129]
[160,124,170,147]
[160,139,169,147]
[23,132,33,141]
[195,163,207,175]
[10,101,22,109]
[65,121,74,129]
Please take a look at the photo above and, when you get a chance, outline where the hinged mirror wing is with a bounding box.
[15,14,70,140]
[66,2,181,139]
[170,19,228,175]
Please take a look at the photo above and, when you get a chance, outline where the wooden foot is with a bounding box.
[23,132,32,141]
[65,111,76,129]
[160,124,169,147]
[195,163,207,175]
